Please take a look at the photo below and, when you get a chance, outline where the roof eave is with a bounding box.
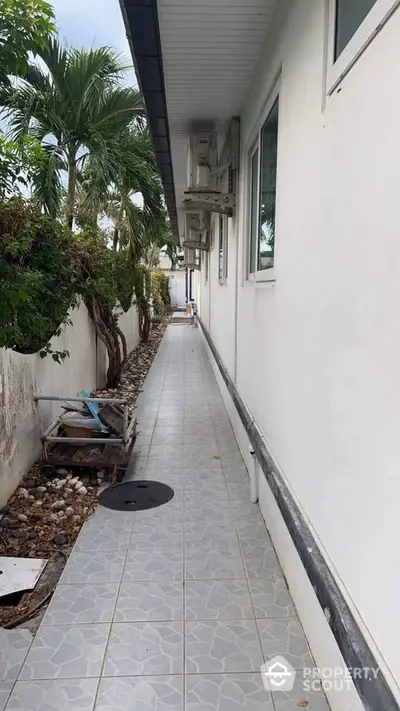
[120,0,179,240]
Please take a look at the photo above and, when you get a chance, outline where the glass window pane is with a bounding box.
[335,0,377,59]
[249,147,259,274]
[259,98,279,271]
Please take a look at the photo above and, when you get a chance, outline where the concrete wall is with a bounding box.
[0,302,139,506]
[198,0,400,705]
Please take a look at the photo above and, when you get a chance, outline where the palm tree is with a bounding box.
[3,38,144,227]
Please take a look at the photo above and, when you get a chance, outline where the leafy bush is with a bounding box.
[150,269,171,320]
[0,198,77,355]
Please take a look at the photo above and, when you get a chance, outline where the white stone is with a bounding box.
[17,513,28,522]
[19,488,29,499]
[51,500,65,510]
[69,477,78,486]
[37,486,46,493]
[66,473,73,480]
[65,506,74,515]
[77,486,87,495]
[74,480,83,490]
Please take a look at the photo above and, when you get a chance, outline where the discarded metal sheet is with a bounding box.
[0,557,47,599]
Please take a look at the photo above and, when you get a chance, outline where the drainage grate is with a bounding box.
[99,480,174,512]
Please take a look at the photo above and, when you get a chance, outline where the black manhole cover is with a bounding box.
[99,481,174,511]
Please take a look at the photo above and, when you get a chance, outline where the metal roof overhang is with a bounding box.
[119,0,179,239]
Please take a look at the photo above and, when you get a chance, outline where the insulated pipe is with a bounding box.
[249,445,259,503]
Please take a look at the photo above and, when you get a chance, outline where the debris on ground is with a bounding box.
[0,463,99,562]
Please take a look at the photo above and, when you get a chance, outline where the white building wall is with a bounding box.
[198,0,400,703]
[0,302,140,506]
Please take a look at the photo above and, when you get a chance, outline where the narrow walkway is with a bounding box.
[1,327,329,710]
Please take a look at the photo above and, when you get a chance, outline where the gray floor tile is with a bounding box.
[95,676,183,711]
[74,526,131,552]
[5,679,99,711]
[103,622,183,676]
[128,523,183,550]
[41,584,119,625]
[60,551,126,584]
[0,682,13,711]
[185,619,263,673]
[185,524,239,551]
[123,549,183,581]
[248,579,296,619]
[185,674,273,711]
[185,548,245,580]
[272,677,330,710]
[256,618,313,670]
[241,543,284,580]
[0,630,32,682]
[114,581,184,621]
[185,580,254,620]
[19,625,109,680]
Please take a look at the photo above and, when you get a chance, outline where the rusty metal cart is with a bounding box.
[34,395,137,483]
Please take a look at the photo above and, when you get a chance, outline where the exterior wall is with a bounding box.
[198,0,400,703]
[0,302,140,506]
[118,306,140,353]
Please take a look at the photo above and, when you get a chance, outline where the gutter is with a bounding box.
[119,0,178,240]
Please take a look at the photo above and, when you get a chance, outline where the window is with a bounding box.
[327,0,398,92]
[248,97,279,278]
[335,0,377,58]
[218,214,228,283]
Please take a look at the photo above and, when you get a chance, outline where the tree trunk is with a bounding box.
[113,226,119,251]
[66,156,77,230]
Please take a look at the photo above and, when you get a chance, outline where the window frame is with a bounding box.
[246,81,280,283]
[327,0,400,94]
[218,214,228,285]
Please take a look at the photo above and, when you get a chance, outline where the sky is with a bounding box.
[51,0,137,85]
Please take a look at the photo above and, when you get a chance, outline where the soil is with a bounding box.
[0,323,167,628]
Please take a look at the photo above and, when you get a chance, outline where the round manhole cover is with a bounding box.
[99,480,174,512]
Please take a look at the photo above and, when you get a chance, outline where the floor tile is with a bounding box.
[103,622,183,676]
[248,579,296,619]
[185,674,273,711]
[128,523,183,550]
[95,676,183,711]
[241,543,284,580]
[256,618,313,670]
[185,580,254,620]
[185,548,245,579]
[5,679,99,711]
[74,525,131,552]
[41,584,119,625]
[0,682,13,711]
[0,630,32,682]
[271,677,330,710]
[19,625,109,680]
[60,551,126,584]
[114,581,184,621]
[185,526,240,552]
[185,619,263,673]
[123,549,183,582]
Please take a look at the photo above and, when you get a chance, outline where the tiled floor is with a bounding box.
[1,326,329,710]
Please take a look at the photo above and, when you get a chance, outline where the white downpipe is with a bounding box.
[249,446,259,503]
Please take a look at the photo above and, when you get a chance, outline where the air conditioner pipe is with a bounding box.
[249,446,259,503]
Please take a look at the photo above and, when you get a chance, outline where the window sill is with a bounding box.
[248,268,276,283]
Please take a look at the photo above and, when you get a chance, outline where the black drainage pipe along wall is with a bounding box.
[198,317,398,711]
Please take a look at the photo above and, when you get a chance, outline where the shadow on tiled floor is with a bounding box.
[0,326,329,710]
